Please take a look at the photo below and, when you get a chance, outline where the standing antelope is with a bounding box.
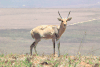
[30,11,72,57]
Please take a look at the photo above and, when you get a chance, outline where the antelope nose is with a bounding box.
[64,24,66,26]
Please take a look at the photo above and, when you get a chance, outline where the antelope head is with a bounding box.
[58,11,72,28]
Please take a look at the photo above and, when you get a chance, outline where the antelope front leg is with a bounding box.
[57,39,60,57]
[52,39,55,55]
[53,41,55,55]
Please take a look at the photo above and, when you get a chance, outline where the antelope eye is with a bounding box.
[62,21,63,22]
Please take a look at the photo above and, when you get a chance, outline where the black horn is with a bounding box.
[58,11,62,19]
[67,11,71,18]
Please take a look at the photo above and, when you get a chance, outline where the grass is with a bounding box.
[0,53,100,67]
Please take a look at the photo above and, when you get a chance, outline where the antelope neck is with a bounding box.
[58,24,66,38]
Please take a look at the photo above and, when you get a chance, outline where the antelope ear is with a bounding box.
[67,17,72,21]
[57,18,62,21]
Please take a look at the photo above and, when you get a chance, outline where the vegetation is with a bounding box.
[0,53,100,67]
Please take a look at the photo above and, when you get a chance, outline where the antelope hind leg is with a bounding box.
[30,39,40,55]
[30,42,36,55]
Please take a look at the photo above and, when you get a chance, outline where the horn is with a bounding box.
[58,11,62,19]
[67,11,71,18]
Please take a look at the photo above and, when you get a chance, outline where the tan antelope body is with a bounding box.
[30,25,60,39]
[30,11,72,57]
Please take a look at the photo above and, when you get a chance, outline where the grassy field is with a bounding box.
[0,53,100,67]
[0,20,100,55]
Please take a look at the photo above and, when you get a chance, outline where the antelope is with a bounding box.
[30,11,72,57]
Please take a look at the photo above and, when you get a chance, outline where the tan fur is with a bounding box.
[30,25,60,39]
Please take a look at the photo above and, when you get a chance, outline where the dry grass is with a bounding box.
[0,53,100,67]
